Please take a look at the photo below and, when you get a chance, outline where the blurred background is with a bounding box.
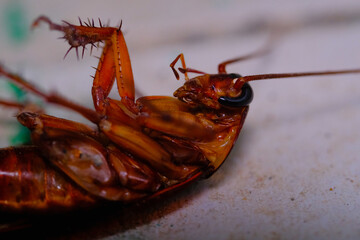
[1,0,360,239]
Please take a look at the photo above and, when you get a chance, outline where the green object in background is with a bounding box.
[5,82,32,145]
[3,1,29,43]
[6,81,26,102]
[10,124,31,145]
[1,1,31,145]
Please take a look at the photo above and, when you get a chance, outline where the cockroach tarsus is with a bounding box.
[0,16,360,215]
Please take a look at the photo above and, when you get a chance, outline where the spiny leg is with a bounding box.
[110,27,135,105]
[92,43,116,113]
[32,16,117,59]
[91,40,138,117]
[33,16,136,113]
[91,25,136,113]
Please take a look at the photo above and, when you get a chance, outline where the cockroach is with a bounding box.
[0,16,360,215]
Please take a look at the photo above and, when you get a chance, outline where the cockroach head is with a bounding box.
[174,73,252,109]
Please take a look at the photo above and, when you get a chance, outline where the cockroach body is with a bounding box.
[0,16,359,213]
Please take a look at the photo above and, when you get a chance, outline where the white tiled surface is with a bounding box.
[1,0,360,239]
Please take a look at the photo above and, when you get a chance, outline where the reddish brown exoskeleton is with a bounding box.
[0,16,360,213]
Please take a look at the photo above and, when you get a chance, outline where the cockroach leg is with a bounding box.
[170,53,189,80]
[91,35,138,115]
[0,98,26,109]
[109,29,136,108]
[170,54,209,80]
[32,16,65,32]
[17,112,98,139]
[34,17,137,113]
[0,66,101,123]
[178,67,207,76]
